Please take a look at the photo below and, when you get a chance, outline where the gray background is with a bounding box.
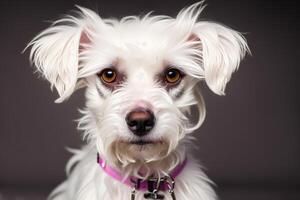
[0,0,299,199]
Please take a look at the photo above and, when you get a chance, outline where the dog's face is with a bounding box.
[83,31,198,164]
[28,3,248,167]
[81,20,204,164]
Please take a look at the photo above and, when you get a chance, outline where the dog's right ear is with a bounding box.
[175,2,249,95]
[26,6,104,103]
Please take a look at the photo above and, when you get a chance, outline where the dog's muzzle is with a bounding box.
[126,108,155,137]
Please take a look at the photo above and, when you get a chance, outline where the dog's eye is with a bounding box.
[99,68,117,83]
[165,68,182,84]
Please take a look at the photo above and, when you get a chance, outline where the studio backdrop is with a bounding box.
[0,0,299,199]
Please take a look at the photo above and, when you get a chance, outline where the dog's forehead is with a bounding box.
[119,56,163,80]
[106,21,182,74]
[115,25,172,51]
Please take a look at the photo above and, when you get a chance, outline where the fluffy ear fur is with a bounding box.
[27,6,102,103]
[192,22,249,95]
[177,2,249,95]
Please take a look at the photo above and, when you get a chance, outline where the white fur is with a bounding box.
[27,1,249,200]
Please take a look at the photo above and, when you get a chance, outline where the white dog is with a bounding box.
[27,1,249,200]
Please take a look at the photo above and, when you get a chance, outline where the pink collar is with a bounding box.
[97,154,187,191]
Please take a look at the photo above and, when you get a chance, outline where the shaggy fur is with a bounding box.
[27,1,249,200]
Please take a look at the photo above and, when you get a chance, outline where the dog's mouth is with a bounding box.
[113,139,169,162]
[130,140,155,146]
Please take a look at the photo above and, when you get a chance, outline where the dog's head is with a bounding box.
[28,2,248,169]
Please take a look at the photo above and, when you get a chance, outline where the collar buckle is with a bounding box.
[131,175,176,200]
[144,177,165,199]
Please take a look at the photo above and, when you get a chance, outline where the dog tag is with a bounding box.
[144,192,164,199]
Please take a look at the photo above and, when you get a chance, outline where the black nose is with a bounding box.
[126,108,155,137]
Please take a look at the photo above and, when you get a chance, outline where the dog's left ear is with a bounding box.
[27,6,104,103]
[177,2,250,95]
[191,22,249,95]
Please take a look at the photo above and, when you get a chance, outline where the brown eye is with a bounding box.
[99,68,117,83]
[165,68,182,84]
